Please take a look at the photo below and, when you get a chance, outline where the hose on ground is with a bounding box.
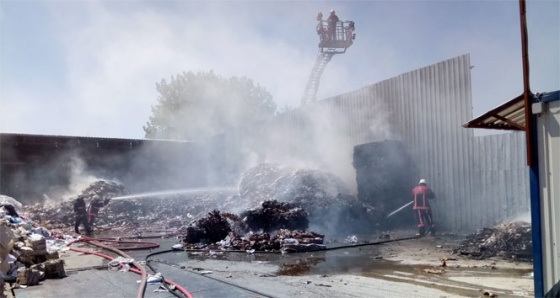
[66,236,193,298]
[145,251,274,298]
[142,235,421,297]
[66,237,147,298]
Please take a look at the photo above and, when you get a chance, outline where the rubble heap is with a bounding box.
[241,200,308,233]
[201,229,325,252]
[238,163,288,204]
[183,210,238,244]
[273,168,350,210]
[23,180,238,233]
[237,163,380,235]
[24,180,126,229]
[453,221,532,261]
[78,180,125,202]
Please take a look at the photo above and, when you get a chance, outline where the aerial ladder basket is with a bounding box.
[301,17,356,106]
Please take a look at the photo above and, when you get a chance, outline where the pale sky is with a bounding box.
[0,0,558,139]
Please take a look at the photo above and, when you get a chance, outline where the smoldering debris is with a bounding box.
[22,163,385,243]
[183,210,241,244]
[237,163,381,235]
[239,163,352,211]
[180,203,325,253]
[186,228,325,253]
[24,180,126,229]
[23,179,242,233]
[242,200,308,233]
[453,221,532,261]
[238,163,287,203]
[77,180,125,202]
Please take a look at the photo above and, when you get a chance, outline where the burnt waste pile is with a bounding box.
[24,180,235,234]
[236,163,381,236]
[23,152,412,250]
[24,180,127,230]
[182,205,324,253]
[453,221,533,262]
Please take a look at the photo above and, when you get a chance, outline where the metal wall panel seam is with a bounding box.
[433,63,448,229]
[481,136,489,228]
[430,62,442,226]
[443,59,455,230]
[461,55,475,230]
[474,137,483,229]
[451,57,464,230]
[459,56,471,230]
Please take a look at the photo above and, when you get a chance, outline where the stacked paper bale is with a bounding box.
[43,259,66,279]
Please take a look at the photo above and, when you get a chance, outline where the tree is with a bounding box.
[144,71,276,140]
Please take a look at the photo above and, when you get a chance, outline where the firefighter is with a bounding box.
[73,196,90,234]
[412,179,436,236]
[87,195,109,231]
[316,11,328,42]
[327,9,339,41]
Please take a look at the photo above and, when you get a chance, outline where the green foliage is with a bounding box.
[144,71,276,140]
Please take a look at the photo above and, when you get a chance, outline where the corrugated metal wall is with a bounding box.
[234,54,530,232]
[471,132,530,229]
[315,54,478,230]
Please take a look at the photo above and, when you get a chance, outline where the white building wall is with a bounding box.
[536,99,560,291]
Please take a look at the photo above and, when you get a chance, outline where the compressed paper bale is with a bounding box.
[16,268,41,286]
[43,259,66,279]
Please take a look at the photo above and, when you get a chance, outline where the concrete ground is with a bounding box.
[8,233,534,298]
[157,235,533,298]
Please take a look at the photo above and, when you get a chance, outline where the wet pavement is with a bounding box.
[11,232,534,298]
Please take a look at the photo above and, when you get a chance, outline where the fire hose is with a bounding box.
[145,249,275,298]
[141,234,421,297]
[66,236,193,298]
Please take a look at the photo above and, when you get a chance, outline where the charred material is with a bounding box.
[242,200,309,233]
[208,229,325,252]
[183,210,233,244]
[453,221,532,261]
[353,141,417,228]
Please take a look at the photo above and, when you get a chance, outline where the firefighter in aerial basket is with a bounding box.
[87,195,110,231]
[412,179,436,236]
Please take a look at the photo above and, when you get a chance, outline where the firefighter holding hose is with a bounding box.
[73,196,91,234]
[412,179,436,236]
[87,195,110,231]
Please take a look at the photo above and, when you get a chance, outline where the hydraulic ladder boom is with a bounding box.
[300,14,355,106]
[301,52,334,105]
